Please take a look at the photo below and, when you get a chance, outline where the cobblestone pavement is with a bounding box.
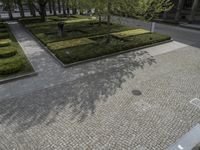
[0,19,200,149]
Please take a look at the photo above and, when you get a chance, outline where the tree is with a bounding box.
[57,0,61,13]
[0,0,14,19]
[16,0,25,17]
[32,0,49,22]
[128,0,174,21]
[28,0,36,17]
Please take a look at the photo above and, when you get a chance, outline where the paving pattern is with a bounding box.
[0,18,200,149]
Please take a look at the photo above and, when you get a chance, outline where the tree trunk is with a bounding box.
[49,0,52,14]
[52,0,57,15]
[66,0,70,16]
[62,0,66,16]
[189,0,200,23]
[98,10,102,26]
[7,1,13,19]
[17,0,25,18]
[28,0,36,17]
[39,4,46,22]
[57,0,61,13]
[106,0,111,43]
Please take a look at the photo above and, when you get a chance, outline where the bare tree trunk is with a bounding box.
[39,4,46,22]
[66,0,70,16]
[7,1,13,19]
[48,0,52,14]
[17,0,24,18]
[57,0,61,13]
[98,10,102,26]
[106,0,111,43]
[28,0,36,17]
[62,0,66,16]
[52,0,57,15]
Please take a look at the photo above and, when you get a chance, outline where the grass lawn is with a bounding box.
[20,15,171,66]
[0,22,34,80]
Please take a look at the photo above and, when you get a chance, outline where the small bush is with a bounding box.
[0,48,17,58]
[0,57,24,75]
[0,39,11,47]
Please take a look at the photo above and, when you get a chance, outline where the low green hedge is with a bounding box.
[47,38,96,50]
[111,29,150,38]
[0,39,11,47]
[0,47,17,58]
[0,56,24,75]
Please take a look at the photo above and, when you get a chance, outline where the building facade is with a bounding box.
[170,0,200,23]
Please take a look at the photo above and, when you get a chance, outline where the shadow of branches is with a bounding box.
[0,50,156,132]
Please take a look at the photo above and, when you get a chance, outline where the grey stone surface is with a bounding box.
[167,124,200,150]
[0,17,200,149]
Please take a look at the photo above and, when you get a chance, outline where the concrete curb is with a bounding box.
[0,72,38,85]
[21,22,173,68]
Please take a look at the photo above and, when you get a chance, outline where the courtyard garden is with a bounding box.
[0,21,34,80]
[20,15,171,66]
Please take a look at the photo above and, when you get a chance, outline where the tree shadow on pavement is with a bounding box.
[0,50,156,132]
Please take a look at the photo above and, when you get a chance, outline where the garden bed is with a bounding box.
[20,15,171,66]
[0,22,35,82]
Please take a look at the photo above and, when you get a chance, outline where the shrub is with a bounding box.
[47,38,96,50]
[0,39,11,47]
[0,57,24,75]
[0,47,17,58]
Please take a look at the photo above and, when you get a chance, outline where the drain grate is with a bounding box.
[190,98,200,108]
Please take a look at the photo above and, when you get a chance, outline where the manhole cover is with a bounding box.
[132,90,142,96]
[190,98,200,108]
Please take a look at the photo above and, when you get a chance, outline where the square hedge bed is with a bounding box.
[0,22,34,81]
[20,16,171,66]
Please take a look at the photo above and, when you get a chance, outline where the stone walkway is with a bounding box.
[0,19,200,149]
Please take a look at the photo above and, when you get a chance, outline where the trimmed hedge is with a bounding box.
[47,38,96,50]
[0,39,11,47]
[111,29,150,38]
[0,47,17,58]
[0,57,24,75]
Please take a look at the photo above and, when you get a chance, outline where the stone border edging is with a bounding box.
[0,71,38,85]
[22,22,173,68]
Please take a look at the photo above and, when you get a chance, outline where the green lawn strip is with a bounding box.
[53,33,170,65]
[111,29,150,38]
[0,24,34,79]
[63,18,96,24]
[47,38,96,50]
